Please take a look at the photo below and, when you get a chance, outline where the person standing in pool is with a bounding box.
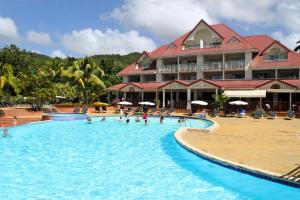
[87,117,92,124]
[3,129,9,137]
[101,117,106,121]
[160,116,164,124]
[135,115,141,122]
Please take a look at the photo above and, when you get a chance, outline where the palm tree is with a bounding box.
[212,93,229,112]
[294,39,300,52]
[60,57,106,103]
[0,62,19,96]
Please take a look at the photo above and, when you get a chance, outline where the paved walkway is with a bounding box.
[180,117,300,177]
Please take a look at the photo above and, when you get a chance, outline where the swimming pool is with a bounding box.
[42,113,88,121]
[0,117,299,199]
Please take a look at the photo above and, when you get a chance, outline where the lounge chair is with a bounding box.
[82,105,89,114]
[284,110,295,120]
[51,107,58,113]
[160,108,167,114]
[166,108,176,116]
[254,110,263,119]
[267,111,277,119]
[73,106,80,113]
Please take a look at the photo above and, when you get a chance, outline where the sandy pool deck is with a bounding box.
[180,117,300,177]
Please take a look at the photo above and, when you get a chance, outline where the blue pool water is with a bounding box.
[0,117,299,199]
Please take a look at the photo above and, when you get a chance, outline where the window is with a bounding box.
[128,75,140,82]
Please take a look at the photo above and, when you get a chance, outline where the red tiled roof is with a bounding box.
[109,79,300,91]
[281,79,300,88]
[251,51,300,69]
[243,35,274,52]
[117,63,157,76]
[212,80,270,89]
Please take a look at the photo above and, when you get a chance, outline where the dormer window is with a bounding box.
[139,57,151,68]
[228,36,240,44]
[264,47,288,61]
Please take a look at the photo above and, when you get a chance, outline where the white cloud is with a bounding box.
[61,28,156,56]
[272,31,300,50]
[108,0,215,40]
[27,31,52,45]
[0,16,20,41]
[51,50,67,58]
[106,0,300,43]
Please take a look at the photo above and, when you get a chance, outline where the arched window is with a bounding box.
[271,84,281,89]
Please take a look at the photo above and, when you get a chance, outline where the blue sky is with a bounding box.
[0,0,299,58]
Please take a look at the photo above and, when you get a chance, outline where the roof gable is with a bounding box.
[188,79,220,89]
[181,19,224,45]
[158,80,188,89]
[260,40,290,55]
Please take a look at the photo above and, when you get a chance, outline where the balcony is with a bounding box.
[202,62,223,71]
[224,60,245,70]
[178,63,197,72]
[159,64,178,73]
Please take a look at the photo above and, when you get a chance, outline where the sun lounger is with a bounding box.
[73,106,80,113]
[284,110,295,120]
[42,108,52,113]
[267,111,277,119]
[166,108,176,116]
[51,107,58,113]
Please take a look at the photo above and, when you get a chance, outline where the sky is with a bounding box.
[0,0,299,58]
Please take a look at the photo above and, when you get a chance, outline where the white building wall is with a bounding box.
[196,55,204,79]
[156,59,163,81]
[245,51,252,80]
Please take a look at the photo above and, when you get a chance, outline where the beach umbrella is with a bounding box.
[229,100,248,105]
[138,101,155,106]
[191,100,208,106]
[93,102,109,107]
[117,101,132,106]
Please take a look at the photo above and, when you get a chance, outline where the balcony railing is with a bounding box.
[159,64,178,73]
[224,60,245,70]
[202,62,223,71]
[178,63,197,72]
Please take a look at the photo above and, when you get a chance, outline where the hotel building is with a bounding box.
[109,20,300,111]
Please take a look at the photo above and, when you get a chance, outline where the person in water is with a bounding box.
[178,116,185,123]
[135,115,141,122]
[3,129,9,137]
[101,117,106,121]
[160,115,164,123]
[126,118,130,123]
[87,117,92,124]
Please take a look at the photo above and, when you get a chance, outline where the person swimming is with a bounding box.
[144,119,150,125]
[178,116,185,123]
[160,116,164,123]
[101,117,106,121]
[135,115,141,122]
[87,117,92,124]
[126,118,130,123]
[3,129,9,137]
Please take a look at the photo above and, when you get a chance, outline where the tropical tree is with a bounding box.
[212,93,230,112]
[60,57,106,103]
[0,62,19,96]
[294,39,300,52]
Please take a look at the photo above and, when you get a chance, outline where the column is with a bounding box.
[170,90,174,108]
[116,91,119,99]
[162,89,166,108]
[275,69,278,79]
[141,91,144,101]
[259,98,262,110]
[289,92,292,110]
[222,53,225,80]
[176,91,179,108]
[124,92,127,100]
[215,88,218,95]
[155,90,158,100]
[186,88,191,110]
[193,90,198,100]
